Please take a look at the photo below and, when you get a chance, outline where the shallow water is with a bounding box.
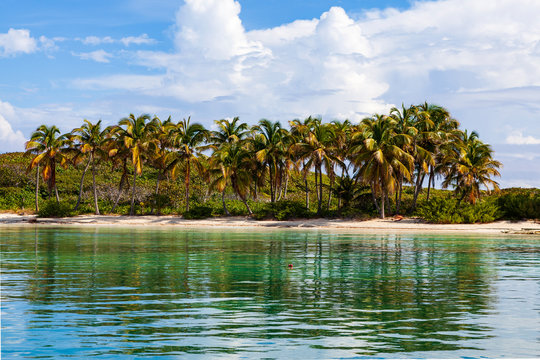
[1,226,539,358]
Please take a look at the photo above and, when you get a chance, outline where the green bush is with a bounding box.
[253,200,309,220]
[496,189,540,219]
[38,200,74,218]
[417,197,501,224]
[183,204,213,219]
[0,187,34,210]
[148,193,172,215]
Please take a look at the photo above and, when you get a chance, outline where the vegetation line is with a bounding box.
[1,103,538,222]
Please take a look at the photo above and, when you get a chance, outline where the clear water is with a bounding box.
[1,226,539,359]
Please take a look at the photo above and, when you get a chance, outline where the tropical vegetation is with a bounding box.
[1,103,532,223]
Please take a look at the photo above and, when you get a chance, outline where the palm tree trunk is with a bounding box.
[75,157,92,211]
[283,173,289,199]
[380,178,386,219]
[35,164,40,213]
[112,160,128,213]
[92,155,100,215]
[396,174,403,214]
[240,195,252,215]
[426,167,434,201]
[304,176,310,210]
[130,171,137,216]
[277,170,284,201]
[185,160,190,212]
[269,165,275,203]
[327,176,334,210]
[221,190,230,216]
[314,169,319,205]
[370,182,380,214]
[151,172,160,215]
[317,165,323,214]
[412,169,424,209]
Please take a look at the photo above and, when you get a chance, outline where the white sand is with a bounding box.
[1,213,538,234]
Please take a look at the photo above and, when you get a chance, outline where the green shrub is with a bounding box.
[148,193,172,215]
[417,197,501,224]
[496,189,540,219]
[183,205,213,219]
[38,200,74,218]
[253,200,309,220]
[0,187,34,210]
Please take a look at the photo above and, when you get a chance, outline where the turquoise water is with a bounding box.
[1,226,539,359]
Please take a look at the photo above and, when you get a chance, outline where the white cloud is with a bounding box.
[0,28,37,57]
[79,34,155,47]
[72,74,165,91]
[120,34,155,46]
[0,101,26,152]
[505,131,540,145]
[175,0,256,60]
[81,36,115,45]
[73,50,113,63]
[71,0,540,129]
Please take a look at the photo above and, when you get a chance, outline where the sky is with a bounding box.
[1,0,539,188]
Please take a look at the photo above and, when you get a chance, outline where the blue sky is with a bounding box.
[1,0,539,187]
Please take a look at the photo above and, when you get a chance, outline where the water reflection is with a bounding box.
[1,227,539,358]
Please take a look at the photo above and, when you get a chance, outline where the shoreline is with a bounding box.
[1,214,539,235]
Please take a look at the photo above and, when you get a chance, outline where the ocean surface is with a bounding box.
[1,226,539,359]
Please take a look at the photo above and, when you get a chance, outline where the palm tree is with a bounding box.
[209,117,249,146]
[145,116,174,214]
[209,141,254,215]
[350,115,413,218]
[329,119,352,209]
[115,114,156,215]
[169,117,208,212]
[252,119,287,203]
[71,120,110,214]
[108,128,131,213]
[25,125,70,205]
[289,116,317,209]
[390,104,417,213]
[410,102,449,208]
[293,119,339,214]
[442,130,501,204]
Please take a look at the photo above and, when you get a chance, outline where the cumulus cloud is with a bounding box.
[73,49,113,63]
[0,28,37,57]
[0,101,26,152]
[506,131,540,145]
[71,0,540,129]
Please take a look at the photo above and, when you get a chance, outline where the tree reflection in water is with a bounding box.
[2,227,537,358]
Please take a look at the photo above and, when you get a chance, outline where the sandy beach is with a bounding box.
[0,213,539,235]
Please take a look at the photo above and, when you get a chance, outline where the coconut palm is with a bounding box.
[209,141,253,215]
[329,119,352,209]
[252,119,288,203]
[289,116,317,209]
[146,116,175,214]
[114,114,156,215]
[71,120,111,214]
[442,130,501,204]
[25,125,70,205]
[390,104,417,212]
[169,117,208,212]
[293,119,339,214]
[350,115,413,218]
[209,117,249,146]
[108,129,131,213]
